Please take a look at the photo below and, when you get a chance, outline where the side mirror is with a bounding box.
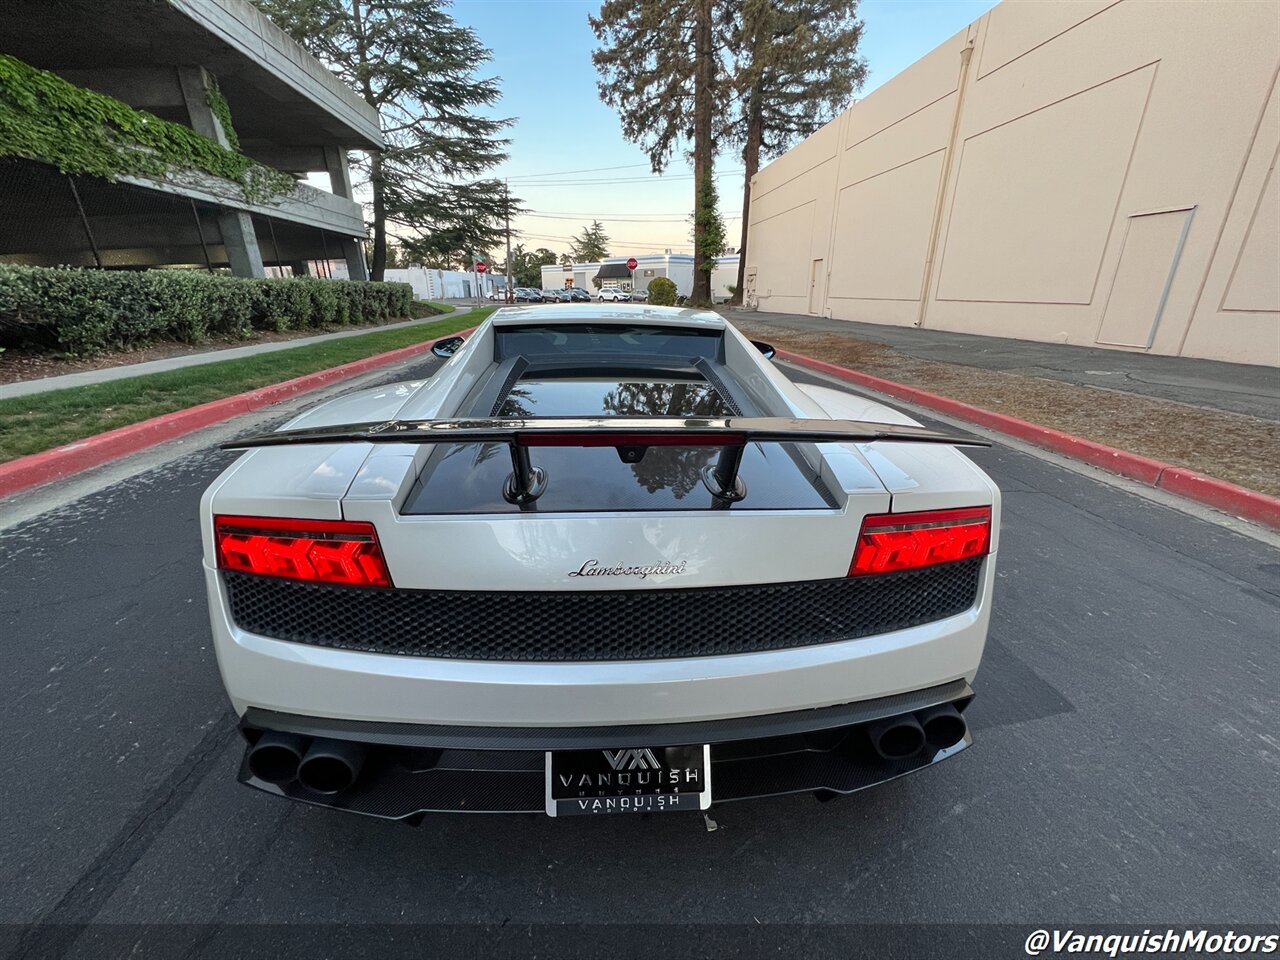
[751,339,776,360]
[431,335,466,359]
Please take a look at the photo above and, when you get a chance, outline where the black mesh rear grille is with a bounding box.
[223,558,982,662]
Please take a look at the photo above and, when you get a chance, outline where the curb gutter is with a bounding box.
[779,350,1280,531]
[0,328,477,500]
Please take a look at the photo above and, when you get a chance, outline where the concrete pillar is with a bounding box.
[323,146,355,199]
[178,66,266,279]
[322,149,369,279]
[340,236,369,281]
[178,67,232,145]
[219,211,267,278]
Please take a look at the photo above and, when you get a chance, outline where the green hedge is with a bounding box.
[0,264,414,355]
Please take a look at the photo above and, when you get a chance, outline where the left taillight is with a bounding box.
[214,515,392,588]
[850,506,992,576]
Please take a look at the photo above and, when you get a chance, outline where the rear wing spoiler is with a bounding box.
[223,417,988,507]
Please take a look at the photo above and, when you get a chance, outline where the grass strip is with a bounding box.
[0,308,492,462]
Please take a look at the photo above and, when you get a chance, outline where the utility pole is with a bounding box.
[504,179,514,304]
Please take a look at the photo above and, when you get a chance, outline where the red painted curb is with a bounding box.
[1155,468,1280,530]
[778,349,1280,530]
[0,325,478,500]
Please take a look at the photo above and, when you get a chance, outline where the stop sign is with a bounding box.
[476,261,487,274]
[626,257,638,271]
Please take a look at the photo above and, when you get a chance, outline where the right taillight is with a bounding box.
[850,506,992,576]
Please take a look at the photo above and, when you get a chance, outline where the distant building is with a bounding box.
[383,265,501,300]
[542,254,740,301]
[1,0,383,279]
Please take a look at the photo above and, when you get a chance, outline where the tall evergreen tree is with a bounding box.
[569,220,611,263]
[692,169,727,286]
[590,0,727,302]
[724,0,867,301]
[254,0,516,280]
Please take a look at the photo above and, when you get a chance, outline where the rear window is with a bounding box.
[497,379,732,418]
[495,324,721,362]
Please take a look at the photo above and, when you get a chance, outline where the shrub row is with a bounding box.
[0,265,414,355]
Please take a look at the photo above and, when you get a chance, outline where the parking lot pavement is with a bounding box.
[1,355,1277,957]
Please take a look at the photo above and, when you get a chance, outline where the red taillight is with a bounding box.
[518,432,748,447]
[214,515,392,588]
[850,506,991,576]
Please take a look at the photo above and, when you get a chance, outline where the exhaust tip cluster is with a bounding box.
[867,703,967,761]
[247,731,366,795]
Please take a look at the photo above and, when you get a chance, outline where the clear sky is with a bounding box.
[445,0,1000,259]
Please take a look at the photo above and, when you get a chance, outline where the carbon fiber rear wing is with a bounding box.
[223,417,988,507]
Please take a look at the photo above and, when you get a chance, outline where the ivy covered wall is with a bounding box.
[0,54,294,204]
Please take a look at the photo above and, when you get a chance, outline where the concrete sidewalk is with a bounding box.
[0,306,458,401]
[724,309,1280,422]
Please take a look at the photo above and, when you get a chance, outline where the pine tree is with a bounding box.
[254,0,516,280]
[590,0,727,302]
[569,220,611,263]
[724,0,867,302]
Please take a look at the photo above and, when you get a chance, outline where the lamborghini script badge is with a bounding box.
[568,559,687,580]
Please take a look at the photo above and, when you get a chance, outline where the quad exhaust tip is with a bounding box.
[919,703,968,750]
[866,715,925,760]
[247,730,310,785]
[297,738,368,795]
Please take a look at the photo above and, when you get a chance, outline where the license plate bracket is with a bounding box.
[545,744,712,816]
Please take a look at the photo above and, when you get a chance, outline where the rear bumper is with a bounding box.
[205,558,994,727]
[238,682,974,819]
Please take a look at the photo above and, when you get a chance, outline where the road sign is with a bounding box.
[476,261,488,274]
[626,257,638,271]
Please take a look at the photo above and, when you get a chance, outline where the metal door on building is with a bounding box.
[809,259,826,315]
[1096,207,1195,349]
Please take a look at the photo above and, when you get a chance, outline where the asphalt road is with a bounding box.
[1,356,1277,959]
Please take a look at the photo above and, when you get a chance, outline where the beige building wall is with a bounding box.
[745,0,1280,367]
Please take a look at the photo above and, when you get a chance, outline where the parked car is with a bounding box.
[566,288,592,302]
[598,288,631,302]
[629,288,649,302]
[541,290,565,302]
[514,288,542,303]
[205,303,999,821]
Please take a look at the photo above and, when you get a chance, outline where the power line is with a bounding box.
[520,212,741,223]
[505,162,653,180]
[518,231,693,249]
[509,170,745,187]
[517,209,706,217]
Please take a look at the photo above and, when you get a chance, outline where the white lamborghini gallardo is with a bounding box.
[200,304,999,820]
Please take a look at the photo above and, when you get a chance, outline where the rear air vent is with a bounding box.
[223,558,982,662]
